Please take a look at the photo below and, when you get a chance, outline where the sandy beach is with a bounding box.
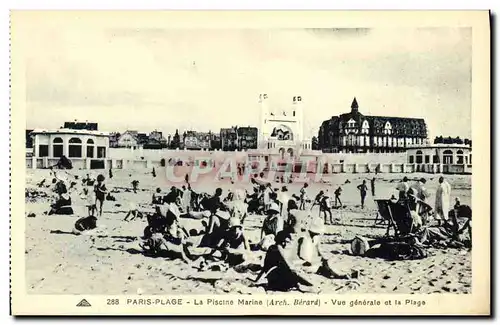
[25,168,472,295]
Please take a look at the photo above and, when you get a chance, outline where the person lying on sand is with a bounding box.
[415,205,472,248]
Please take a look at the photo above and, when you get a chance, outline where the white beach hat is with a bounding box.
[350,236,370,256]
[215,209,231,220]
[308,216,325,235]
[267,203,280,214]
[167,203,181,219]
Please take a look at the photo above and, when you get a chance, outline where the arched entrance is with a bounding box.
[443,150,453,164]
[52,137,63,158]
[68,137,82,158]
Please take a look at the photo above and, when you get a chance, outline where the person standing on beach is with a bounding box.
[94,174,107,217]
[434,176,452,226]
[370,177,376,196]
[334,186,342,208]
[263,183,273,213]
[396,176,410,201]
[299,183,309,210]
[357,180,368,209]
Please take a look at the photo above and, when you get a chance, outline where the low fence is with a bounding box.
[26,156,471,175]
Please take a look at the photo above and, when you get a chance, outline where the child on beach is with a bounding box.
[94,174,107,217]
[81,187,96,216]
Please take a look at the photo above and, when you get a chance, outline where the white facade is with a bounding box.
[406,143,472,173]
[258,94,312,158]
[30,129,110,159]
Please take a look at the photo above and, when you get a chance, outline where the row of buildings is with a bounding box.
[26,96,470,160]
[107,126,259,151]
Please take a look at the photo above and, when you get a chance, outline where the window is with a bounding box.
[384,121,392,135]
[86,139,95,158]
[38,145,49,157]
[409,156,414,163]
[97,146,106,158]
[425,155,430,164]
[68,137,82,158]
[433,155,439,163]
[456,150,464,164]
[443,150,453,164]
[52,137,63,158]
[416,150,423,164]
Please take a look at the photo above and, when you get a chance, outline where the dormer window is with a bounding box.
[361,120,370,134]
[347,118,356,128]
[384,121,392,135]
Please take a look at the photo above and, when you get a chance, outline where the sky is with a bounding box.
[23,23,472,140]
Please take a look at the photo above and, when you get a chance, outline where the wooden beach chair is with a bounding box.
[374,199,397,236]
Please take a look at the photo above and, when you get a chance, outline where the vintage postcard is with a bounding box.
[10,10,490,316]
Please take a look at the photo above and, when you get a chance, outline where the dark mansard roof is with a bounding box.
[320,97,427,137]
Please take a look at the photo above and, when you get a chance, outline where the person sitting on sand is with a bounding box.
[250,231,315,292]
[152,187,163,205]
[246,187,262,215]
[48,192,74,215]
[261,203,284,241]
[53,174,68,195]
[289,216,357,281]
[416,205,472,248]
[141,219,209,265]
[199,208,232,248]
[226,189,248,226]
[214,217,251,266]
[94,174,107,217]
